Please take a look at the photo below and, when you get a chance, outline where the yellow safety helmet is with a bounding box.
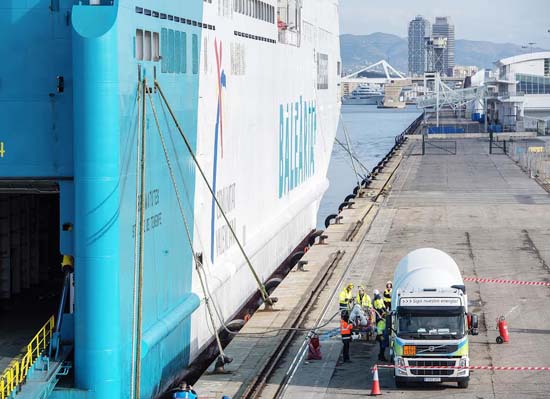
[347,283,354,289]
[61,255,74,271]
[358,285,365,291]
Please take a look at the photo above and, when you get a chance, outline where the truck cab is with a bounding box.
[387,248,479,389]
[390,289,475,388]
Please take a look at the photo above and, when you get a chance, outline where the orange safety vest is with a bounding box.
[340,319,353,335]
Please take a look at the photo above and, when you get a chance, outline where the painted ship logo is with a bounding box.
[210,39,228,262]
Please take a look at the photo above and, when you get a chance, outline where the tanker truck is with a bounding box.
[387,248,479,388]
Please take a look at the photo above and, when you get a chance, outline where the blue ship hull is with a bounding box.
[2,1,205,397]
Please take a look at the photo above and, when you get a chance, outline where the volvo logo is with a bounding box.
[429,346,435,352]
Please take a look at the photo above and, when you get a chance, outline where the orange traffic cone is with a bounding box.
[370,365,382,396]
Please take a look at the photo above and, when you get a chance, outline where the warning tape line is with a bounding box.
[464,277,550,286]
[374,365,550,371]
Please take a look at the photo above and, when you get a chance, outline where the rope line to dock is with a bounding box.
[154,80,273,306]
[146,87,228,360]
[129,80,142,399]
[134,78,148,399]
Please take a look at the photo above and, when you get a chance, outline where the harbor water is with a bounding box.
[317,105,422,228]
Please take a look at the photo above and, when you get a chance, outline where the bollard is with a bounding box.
[297,260,308,272]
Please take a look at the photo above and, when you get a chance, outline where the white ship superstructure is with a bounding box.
[191,0,341,358]
[342,83,384,105]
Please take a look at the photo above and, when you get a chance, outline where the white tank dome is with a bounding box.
[391,248,464,309]
[393,248,462,288]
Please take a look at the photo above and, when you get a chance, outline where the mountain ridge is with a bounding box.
[340,33,548,74]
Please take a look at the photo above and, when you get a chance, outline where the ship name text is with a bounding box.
[278,97,317,198]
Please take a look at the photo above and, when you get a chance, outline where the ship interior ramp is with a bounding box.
[0,183,62,374]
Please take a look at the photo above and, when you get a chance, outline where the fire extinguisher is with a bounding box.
[496,315,509,344]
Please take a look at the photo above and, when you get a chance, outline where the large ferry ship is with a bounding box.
[0,1,341,398]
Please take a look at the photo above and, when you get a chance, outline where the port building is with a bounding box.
[484,52,550,132]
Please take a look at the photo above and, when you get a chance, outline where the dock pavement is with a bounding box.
[197,135,550,399]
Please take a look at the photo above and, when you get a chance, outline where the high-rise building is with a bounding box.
[408,15,431,76]
[432,16,455,76]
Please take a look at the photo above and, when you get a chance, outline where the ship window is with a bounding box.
[260,2,264,20]
[182,32,188,73]
[144,30,152,61]
[161,28,167,72]
[175,31,181,73]
[204,37,208,73]
[153,32,160,61]
[168,29,175,73]
[277,0,302,45]
[317,52,328,89]
[192,33,199,74]
[136,29,144,60]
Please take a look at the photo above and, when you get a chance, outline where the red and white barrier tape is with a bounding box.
[464,277,550,287]
[374,364,550,371]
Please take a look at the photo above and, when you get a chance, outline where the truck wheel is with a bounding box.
[496,336,503,344]
[457,380,469,389]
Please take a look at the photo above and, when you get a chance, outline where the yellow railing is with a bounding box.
[0,315,55,399]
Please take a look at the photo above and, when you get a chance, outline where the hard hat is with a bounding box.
[358,285,365,291]
[61,255,74,269]
[386,280,393,287]
[347,283,354,289]
[373,289,380,295]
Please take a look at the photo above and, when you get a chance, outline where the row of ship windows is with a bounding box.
[234,0,275,24]
[234,30,276,44]
[135,6,216,31]
[135,29,199,75]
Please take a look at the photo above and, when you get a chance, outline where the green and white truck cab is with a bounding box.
[387,249,479,388]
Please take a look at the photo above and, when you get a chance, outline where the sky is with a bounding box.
[339,0,550,48]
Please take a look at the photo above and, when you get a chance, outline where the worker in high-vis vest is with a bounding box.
[340,309,354,362]
[373,289,385,321]
[356,285,372,309]
[383,280,393,310]
[339,283,354,310]
[376,312,388,361]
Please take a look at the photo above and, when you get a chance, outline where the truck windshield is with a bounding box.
[397,312,464,339]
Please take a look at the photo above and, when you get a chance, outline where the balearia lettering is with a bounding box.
[278,97,317,198]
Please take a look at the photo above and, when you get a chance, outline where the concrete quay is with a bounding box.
[197,136,550,399]
[194,135,407,398]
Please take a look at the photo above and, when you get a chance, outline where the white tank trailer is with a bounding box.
[387,248,479,389]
